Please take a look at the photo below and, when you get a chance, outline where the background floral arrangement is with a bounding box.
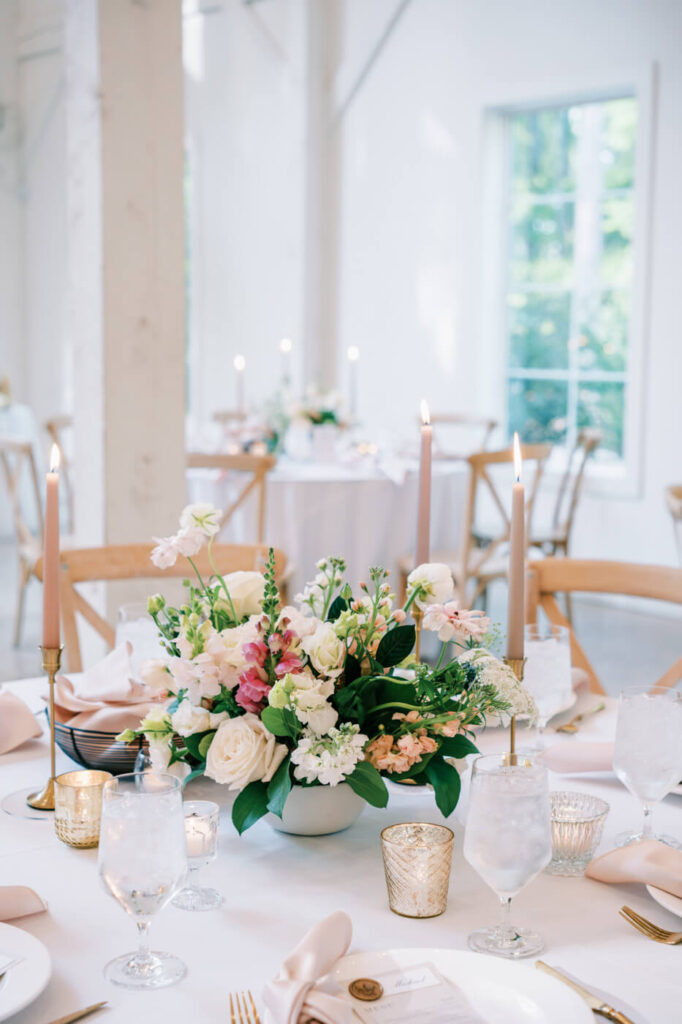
[120,504,536,834]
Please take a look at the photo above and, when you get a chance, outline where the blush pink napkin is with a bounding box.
[571,667,590,693]
[0,690,43,754]
[53,643,161,732]
[0,886,47,922]
[263,912,353,1024]
[585,840,682,899]
[540,741,613,774]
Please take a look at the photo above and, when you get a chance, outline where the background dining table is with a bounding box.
[1,677,680,1024]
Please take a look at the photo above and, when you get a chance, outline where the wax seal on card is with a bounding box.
[349,978,384,1001]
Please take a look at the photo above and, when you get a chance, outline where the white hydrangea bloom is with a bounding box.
[290,724,368,786]
[459,648,538,723]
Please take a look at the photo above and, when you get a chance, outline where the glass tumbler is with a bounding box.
[381,822,454,918]
[55,770,112,848]
[547,791,610,875]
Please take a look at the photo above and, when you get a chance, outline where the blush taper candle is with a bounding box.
[416,400,432,566]
[42,443,61,648]
[506,432,525,661]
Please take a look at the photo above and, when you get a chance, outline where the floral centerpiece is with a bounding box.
[120,504,536,835]
[290,387,346,428]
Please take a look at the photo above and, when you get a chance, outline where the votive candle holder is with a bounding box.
[547,791,610,876]
[54,769,112,848]
[381,822,454,918]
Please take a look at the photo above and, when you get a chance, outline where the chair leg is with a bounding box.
[13,565,30,648]
[564,591,573,625]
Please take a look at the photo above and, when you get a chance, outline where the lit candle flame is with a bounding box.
[513,431,522,482]
[420,400,430,426]
[49,443,60,473]
[347,345,360,362]
[279,337,292,354]
[233,354,246,372]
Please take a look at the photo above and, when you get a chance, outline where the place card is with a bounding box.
[349,962,487,1024]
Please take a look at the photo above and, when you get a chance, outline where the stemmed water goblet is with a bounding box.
[463,752,552,958]
[98,771,188,989]
[523,624,572,746]
[613,685,682,848]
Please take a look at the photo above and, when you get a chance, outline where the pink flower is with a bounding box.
[243,641,269,667]
[275,651,303,678]
[422,602,490,644]
[235,667,271,713]
[392,609,407,624]
[150,535,180,569]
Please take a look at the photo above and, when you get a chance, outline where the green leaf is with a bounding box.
[181,765,206,788]
[198,733,214,760]
[327,595,348,622]
[438,734,479,760]
[346,761,389,808]
[184,730,214,761]
[375,625,416,668]
[344,653,362,686]
[266,757,292,819]
[231,780,269,834]
[261,706,299,739]
[425,757,462,818]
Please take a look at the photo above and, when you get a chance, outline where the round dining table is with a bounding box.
[186,455,467,597]
[0,678,680,1024]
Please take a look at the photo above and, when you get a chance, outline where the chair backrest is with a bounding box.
[428,412,498,458]
[35,542,288,672]
[526,557,682,694]
[186,452,276,544]
[458,443,552,595]
[550,429,601,543]
[0,437,43,551]
[666,485,682,565]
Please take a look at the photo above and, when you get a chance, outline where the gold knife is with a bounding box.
[45,1000,108,1024]
[536,962,634,1023]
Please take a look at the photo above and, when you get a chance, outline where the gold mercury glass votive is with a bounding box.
[381,822,454,918]
[54,770,113,848]
[547,791,610,876]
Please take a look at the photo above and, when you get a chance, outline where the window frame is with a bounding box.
[478,65,657,499]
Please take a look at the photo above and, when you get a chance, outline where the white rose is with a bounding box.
[407,562,455,608]
[301,621,345,679]
[171,699,210,737]
[140,658,171,695]
[204,713,288,790]
[222,571,265,620]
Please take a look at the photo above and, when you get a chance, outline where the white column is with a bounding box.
[302,0,341,392]
[66,0,186,549]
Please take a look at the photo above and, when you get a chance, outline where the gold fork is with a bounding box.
[619,905,682,944]
[229,991,262,1024]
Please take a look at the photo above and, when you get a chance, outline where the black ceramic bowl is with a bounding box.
[54,719,142,775]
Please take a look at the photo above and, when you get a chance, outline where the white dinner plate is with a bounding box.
[0,922,51,1022]
[668,782,682,797]
[646,884,682,920]
[332,948,591,1023]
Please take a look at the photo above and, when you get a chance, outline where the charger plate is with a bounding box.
[332,948,591,1023]
[646,884,682,920]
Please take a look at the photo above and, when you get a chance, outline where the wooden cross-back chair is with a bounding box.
[526,558,682,695]
[35,543,288,672]
[44,414,74,532]
[0,437,43,646]
[529,428,601,559]
[427,412,498,460]
[187,452,276,544]
[666,485,682,566]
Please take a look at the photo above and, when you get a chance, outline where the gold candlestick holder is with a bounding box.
[26,645,63,811]
[413,606,424,661]
[503,656,526,756]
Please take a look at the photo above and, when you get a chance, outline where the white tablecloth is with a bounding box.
[187,457,467,597]
[1,679,680,1024]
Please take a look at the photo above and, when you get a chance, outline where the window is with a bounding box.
[504,97,638,462]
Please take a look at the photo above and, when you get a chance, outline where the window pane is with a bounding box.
[508,378,568,445]
[600,198,634,286]
[577,381,625,457]
[510,199,574,286]
[511,108,577,195]
[577,289,629,372]
[508,291,570,369]
[601,98,637,191]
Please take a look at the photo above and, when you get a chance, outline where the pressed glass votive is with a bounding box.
[172,800,223,911]
[547,791,610,876]
[54,770,112,848]
[381,822,454,918]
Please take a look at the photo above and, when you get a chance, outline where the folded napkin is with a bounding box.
[571,667,591,693]
[586,840,682,899]
[263,912,353,1024]
[0,691,42,754]
[540,741,613,774]
[53,643,161,732]
[0,886,47,922]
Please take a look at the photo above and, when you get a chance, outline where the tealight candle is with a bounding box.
[381,822,453,918]
[173,801,222,912]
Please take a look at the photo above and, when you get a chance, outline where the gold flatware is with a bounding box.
[620,905,682,944]
[229,990,261,1024]
[46,1000,108,1024]
[536,961,634,1023]
[555,702,606,733]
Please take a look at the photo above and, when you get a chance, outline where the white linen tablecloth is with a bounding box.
[187,457,467,596]
[1,679,680,1023]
